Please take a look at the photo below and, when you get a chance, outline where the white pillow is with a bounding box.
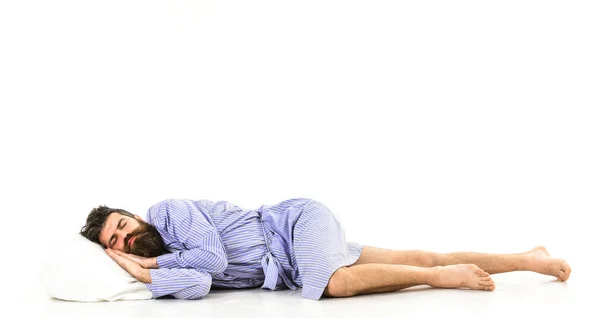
[39,234,153,302]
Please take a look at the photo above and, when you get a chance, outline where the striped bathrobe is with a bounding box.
[144,197,364,301]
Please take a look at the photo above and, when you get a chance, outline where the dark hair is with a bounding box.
[80,205,135,245]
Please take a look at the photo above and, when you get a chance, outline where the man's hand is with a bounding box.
[105,249,152,283]
[110,250,159,269]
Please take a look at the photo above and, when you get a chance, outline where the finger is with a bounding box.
[105,248,118,260]
[112,249,129,258]
[113,250,144,265]
[106,250,138,273]
[113,249,138,259]
[106,249,127,264]
[106,249,131,266]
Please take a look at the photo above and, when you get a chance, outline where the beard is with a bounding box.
[125,221,170,257]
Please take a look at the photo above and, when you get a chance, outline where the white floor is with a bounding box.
[16,269,592,318]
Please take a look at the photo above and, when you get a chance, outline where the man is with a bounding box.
[80,197,571,300]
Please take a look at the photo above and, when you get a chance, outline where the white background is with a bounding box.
[1,0,598,316]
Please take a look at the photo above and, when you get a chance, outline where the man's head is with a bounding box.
[80,205,169,257]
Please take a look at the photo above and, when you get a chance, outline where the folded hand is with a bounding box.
[109,249,159,269]
[105,249,152,283]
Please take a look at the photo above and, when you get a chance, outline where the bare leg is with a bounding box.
[351,245,571,281]
[323,263,495,298]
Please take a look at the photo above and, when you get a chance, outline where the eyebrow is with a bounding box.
[109,218,124,247]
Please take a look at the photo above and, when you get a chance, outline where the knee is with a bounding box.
[406,251,437,267]
[324,266,354,298]
[422,252,439,267]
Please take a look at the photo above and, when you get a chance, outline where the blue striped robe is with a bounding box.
[144,198,364,300]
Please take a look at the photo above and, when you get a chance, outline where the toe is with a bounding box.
[564,263,572,275]
[471,265,484,273]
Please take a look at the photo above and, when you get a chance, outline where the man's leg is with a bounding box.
[323,263,495,298]
[350,245,571,281]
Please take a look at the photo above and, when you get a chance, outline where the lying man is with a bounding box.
[80,198,571,300]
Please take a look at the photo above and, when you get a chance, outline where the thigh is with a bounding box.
[350,245,436,267]
[293,201,361,300]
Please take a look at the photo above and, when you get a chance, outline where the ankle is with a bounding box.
[425,266,443,286]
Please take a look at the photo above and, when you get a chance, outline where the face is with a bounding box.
[99,212,168,257]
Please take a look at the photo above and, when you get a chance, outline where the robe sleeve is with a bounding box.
[145,268,212,300]
[155,199,228,273]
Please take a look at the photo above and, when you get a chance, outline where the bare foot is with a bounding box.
[524,246,571,282]
[429,264,495,291]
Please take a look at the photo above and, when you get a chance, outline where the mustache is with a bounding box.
[125,221,169,257]
[125,226,147,247]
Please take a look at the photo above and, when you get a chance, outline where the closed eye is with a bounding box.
[109,219,125,247]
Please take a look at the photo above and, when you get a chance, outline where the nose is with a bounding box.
[118,230,131,248]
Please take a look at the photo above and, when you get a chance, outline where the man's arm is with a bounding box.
[155,199,228,273]
[106,249,212,300]
[147,268,212,300]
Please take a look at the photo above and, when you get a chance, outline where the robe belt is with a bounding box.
[258,217,297,291]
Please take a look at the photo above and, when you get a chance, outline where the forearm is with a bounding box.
[135,268,152,284]
[147,257,158,269]
[133,258,158,282]
[157,249,227,273]
[145,268,212,299]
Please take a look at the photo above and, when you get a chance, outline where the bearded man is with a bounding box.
[80,198,571,300]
